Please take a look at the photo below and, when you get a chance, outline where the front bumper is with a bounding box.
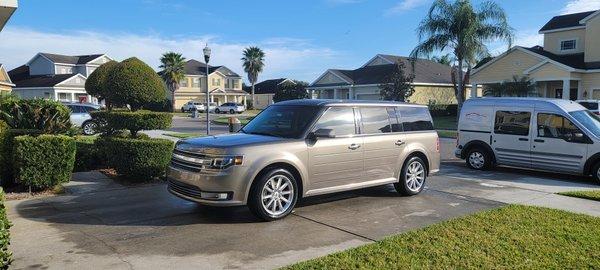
[454,148,463,159]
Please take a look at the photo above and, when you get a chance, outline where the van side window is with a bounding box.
[494,111,531,136]
[537,113,581,139]
[360,107,391,134]
[312,107,357,136]
[398,107,434,131]
[387,107,403,132]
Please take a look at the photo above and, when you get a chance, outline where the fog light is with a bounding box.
[200,192,228,200]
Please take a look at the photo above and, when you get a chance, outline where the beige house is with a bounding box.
[308,54,473,104]
[0,64,14,94]
[471,9,600,100]
[171,60,248,110]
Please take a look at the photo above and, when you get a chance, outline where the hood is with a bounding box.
[177,133,286,154]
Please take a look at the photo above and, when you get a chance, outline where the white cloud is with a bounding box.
[0,27,340,82]
[488,30,542,55]
[385,0,430,15]
[561,0,600,14]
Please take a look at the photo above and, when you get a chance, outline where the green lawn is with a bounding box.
[558,190,600,202]
[213,116,254,125]
[437,130,457,139]
[161,132,205,139]
[432,115,458,130]
[284,205,600,269]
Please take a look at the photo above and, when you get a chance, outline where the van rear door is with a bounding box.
[491,108,533,168]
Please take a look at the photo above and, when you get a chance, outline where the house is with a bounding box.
[0,64,14,94]
[8,53,112,103]
[244,78,295,109]
[0,0,17,32]
[307,54,473,104]
[171,59,248,110]
[471,9,600,100]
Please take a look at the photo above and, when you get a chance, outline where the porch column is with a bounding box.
[210,95,214,103]
[470,84,478,98]
[333,89,339,99]
[70,93,75,102]
[562,79,570,100]
[577,81,584,99]
[224,95,228,103]
[309,89,314,99]
[544,82,549,98]
[349,87,355,100]
[243,95,247,106]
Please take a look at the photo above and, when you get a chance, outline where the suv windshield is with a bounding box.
[570,110,600,137]
[241,105,320,138]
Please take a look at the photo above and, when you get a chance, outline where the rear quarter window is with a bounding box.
[397,106,434,131]
[578,102,599,110]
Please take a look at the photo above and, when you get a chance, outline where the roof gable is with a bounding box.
[539,10,597,32]
[184,59,240,77]
[0,65,13,85]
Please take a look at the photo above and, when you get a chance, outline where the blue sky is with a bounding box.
[1,0,599,82]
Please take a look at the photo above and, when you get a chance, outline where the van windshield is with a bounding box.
[570,110,600,137]
[241,105,320,138]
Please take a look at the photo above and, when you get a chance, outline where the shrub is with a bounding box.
[0,122,7,185]
[85,60,119,108]
[427,100,458,117]
[0,129,42,186]
[107,57,167,111]
[91,110,172,137]
[0,98,71,134]
[0,188,11,269]
[13,135,76,190]
[272,80,309,103]
[74,136,101,172]
[99,137,174,180]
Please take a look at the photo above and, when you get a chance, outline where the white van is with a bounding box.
[455,98,600,183]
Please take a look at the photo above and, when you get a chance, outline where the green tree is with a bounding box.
[484,76,537,97]
[85,60,118,108]
[159,52,186,112]
[107,57,166,111]
[241,47,265,107]
[273,80,309,103]
[430,54,454,66]
[379,61,415,102]
[411,0,513,114]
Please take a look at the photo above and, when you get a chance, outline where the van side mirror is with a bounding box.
[312,128,336,139]
[564,132,587,143]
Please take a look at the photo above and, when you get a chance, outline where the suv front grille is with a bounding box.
[167,178,203,199]
[170,149,218,173]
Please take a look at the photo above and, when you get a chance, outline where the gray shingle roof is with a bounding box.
[243,78,291,94]
[8,65,76,88]
[184,59,241,77]
[539,10,597,32]
[40,53,104,65]
[521,46,600,70]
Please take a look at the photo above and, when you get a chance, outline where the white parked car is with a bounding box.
[181,101,206,112]
[204,102,217,113]
[215,102,245,114]
[576,100,600,115]
[63,103,101,135]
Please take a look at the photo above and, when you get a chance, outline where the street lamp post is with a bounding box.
[203,44,211,135]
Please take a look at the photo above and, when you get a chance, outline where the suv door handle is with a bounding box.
[534,139,545,143]
[348,143,361,150]
[518,138,529,141]
[395,140,406,146]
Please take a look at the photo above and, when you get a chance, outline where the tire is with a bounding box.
[229,109,235,114]
[215,108,220,114]
[248,168,298,221]
[592,162,600,184]
[395,156,427,196]
[181,108,185,113]
[465,147,492,170]
[82,121,97,135]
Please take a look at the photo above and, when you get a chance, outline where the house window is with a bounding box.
[212,78,221,86]
[180,78,188,87]
[560,39,576,51]
[192,78,200,88]
[593,89,600,99]
[58,93,70,101]
[233,79,239,88]
[225,79,230,88]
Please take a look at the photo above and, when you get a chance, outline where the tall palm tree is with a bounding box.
[241,47,265,107]
[159,52,186,111]
[411,0,513,113]
[430,54,454,66]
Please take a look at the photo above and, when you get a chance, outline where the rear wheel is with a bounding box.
[229,109,235,114]
[248,168,298,221]
[395,156,427,196]
[82,121,97,135]
[466,147,492,170]
[215,108,220,114]
[592,162,600,184]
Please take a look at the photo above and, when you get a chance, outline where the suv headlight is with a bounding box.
[211,156,243,169]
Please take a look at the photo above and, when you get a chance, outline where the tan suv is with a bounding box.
[167,99,440,220]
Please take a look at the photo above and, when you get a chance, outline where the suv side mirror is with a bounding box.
[312,128,336,139]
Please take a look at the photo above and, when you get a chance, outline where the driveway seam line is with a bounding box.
[291,212,377,242]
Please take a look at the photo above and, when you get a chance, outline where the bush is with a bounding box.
[143,99,173,112]
[74,136,101,172]
[272,80,309,103]
[85,60,119,108]
[91,110,172,137]
[0,129,42,186]
[0,122,7,185]
[0,98,71,134]
[13,135,76,190]
[107,57,167,111]
[99,137,174,180]
[0,188,11,269]
[427,100,458,117]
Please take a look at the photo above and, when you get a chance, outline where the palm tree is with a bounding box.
[241,47,265,107]
[159,52,186,111]
[411,0,513,113]
[430,54,454,66]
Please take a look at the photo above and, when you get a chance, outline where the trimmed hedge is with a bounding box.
[0,129,42,185]
[99,137,174,180]
[0,122,8,185]
[0,188,11,269]
[0,98,71,134]
[13,135,76,190]
[74,136,101,172]
[91,110,172,137]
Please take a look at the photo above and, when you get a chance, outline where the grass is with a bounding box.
[213,116,254,125]
[161,132,204,139]
[432,115,458,130]
[558,190,600,202]
[284,205,600,270]
[437,129,457,139]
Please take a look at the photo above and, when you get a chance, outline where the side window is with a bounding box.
[398,107,434,131]
[494,111,531,136]
[360,107,391,134]
[537,113,581,139]
[388,107,403,132]
[312,107,356,136]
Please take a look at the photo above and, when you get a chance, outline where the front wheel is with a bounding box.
[248,168,298,221]
[395,156,427,196]
[466,148,492,170]
[215,108,220,114]
[591,162,600,184]
[82,121,97,135]
[229,109,235,114]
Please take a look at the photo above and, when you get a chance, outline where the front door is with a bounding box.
[491,109,533,168]
[531,112,588,173]
[307,107,364,190]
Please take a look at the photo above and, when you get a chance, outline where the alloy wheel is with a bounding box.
[83,122,97,135]
[406,160,425,192]
[261,174,294,217]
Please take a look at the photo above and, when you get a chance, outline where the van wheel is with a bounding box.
[395,156,426,196]
[466,148,491,170]
[592,162,600,184]
[248,168,298,221]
